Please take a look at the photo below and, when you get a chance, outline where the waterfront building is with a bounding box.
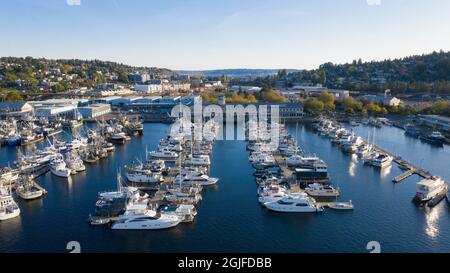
[34,105,76,118]
[0,102,33,119]
[110,96,143,107]
[28,99,89,108]
[227,86,262,93]
[418,115,450,132]
[78,103,112,119]
[288,86,350,101]
[362,95,403,106]
[134,84,163,93]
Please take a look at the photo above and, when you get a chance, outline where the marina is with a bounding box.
[0,120,449,252]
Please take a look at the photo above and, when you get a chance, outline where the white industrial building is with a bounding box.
[134,84,163,93]
[78,104,111,118]
[34,105,76,118]
[418,115,450,132]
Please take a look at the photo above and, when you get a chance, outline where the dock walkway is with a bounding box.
[372,144,432,183]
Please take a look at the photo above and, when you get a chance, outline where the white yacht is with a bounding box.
[184,155,211,167]
[148,148,178,160]
[258,184,288,205]
[370,154,393,168]
[305,183,340,197]
[49,154,72,178]
[175,173,218,186]
[264,193,323,213]
[159,204,197,223]
[111,210,181,230]
[124,166,163,184]
[355,144,370,156]
[0,186,20,221]
[165,188,202,205]
[286,154,304,167]
[414,177,447,202]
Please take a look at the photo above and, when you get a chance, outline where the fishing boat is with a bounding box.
[0,185,20,221]
[109,132,127,145]
[16,176,45,200]
[65,152,86,173]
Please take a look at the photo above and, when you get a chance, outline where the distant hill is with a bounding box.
[176,69,301,78]
[0,56,175,92]
[285,50,450,94]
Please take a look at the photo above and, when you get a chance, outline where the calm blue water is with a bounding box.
[0,123,449,253]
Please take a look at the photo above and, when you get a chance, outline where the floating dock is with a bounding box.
[371,144,432,183]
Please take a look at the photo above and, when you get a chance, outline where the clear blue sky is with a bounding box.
[1,0,449,70]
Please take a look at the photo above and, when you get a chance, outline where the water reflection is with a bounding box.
[424,204,445,239]
[348,159,357,177]
[380,165,392,178]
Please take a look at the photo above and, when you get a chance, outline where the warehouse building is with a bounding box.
[78,103,112,119]
[418,115,450,132]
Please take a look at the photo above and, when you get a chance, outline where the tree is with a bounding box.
[318,92,335,111]
[4,90,23,102]
[304,98,324,116]
[259,89,288,103]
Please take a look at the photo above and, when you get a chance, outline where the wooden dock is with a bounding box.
[392,169,415,183]
[371,144,433,183]
[318,201,353,208]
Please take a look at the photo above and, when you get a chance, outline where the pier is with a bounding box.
[371,144,433,183]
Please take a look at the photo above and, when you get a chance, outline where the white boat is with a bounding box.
[264,193,323,213]
[414,177,447,202]
[176,173,218,186]
[65,152,86,173]
[286,154,304,167]
[111,210,181,230]
[49,154,72,178]
[370,154,393,168]
[329,201,354,210]
[148,148,178,160]
[124,165,163,184]
[160,204,197,223]
[355,144,370,156]
[0,167,19,185]
[165,188,202,204]
[0,186,20,221]
[16,177,45,200]
[305,183,340,197]
[258,184,288,204]
[184,155,211,167]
